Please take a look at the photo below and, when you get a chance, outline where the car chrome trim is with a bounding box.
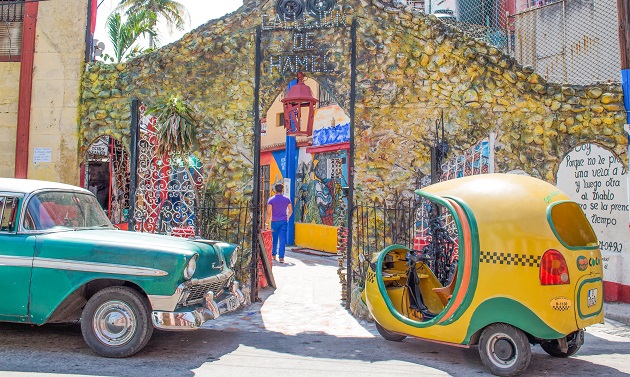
[184,270,234,287]
[0,255,33,267]
[151,281,245,331]
[147,271,236,311]
[148,284,186,311]
[31,257,169,276]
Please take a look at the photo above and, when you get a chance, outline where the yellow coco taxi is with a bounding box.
[362,174,603,376]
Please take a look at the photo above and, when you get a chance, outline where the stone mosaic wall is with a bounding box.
[80,2,261,201]
[352,0,626,202]
[80,0,628,313]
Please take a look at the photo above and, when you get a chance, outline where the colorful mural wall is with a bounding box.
[295,149,349,227]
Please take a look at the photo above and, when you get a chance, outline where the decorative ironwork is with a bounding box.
[0,0,24,23]
[431,111,449,184]
[84,136,130,225]
[276,0,305,19]
[133,104,203,234]
[307,0,335,17]
[415,200,458,287]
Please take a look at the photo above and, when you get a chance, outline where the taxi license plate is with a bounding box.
[587,288,598,307]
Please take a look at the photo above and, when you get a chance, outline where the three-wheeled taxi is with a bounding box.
[362,174,603,376]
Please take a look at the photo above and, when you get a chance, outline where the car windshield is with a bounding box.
[23,191,113,231]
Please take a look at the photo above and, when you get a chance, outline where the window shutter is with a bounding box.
[0,1,24,58]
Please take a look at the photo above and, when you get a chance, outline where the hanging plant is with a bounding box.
[145,96,198,157]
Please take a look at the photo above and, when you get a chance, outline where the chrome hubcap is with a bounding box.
[487,333,517,367]
[93,300,136,346]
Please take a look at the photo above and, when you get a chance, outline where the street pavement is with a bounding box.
[604,302,630,327]
[201,247,376,337]
[0,247,629,377]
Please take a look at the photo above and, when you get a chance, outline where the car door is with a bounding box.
[0,194,35,323]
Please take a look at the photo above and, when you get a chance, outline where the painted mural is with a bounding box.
[261,149,287,192]
[295,149,349,227]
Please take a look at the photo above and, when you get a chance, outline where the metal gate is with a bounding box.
[83,135,130,227]
[131,104,203,234]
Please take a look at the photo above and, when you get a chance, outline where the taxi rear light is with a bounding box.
[540,249,570,285]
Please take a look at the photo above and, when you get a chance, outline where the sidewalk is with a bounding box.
[201,247,377,337]
[202,248,630,333]
[604,302,630,326]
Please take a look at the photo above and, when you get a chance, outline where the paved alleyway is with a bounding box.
[1,249,630,377]
[202,248,377,337]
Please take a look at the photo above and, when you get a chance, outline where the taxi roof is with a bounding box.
[0,178,90,195]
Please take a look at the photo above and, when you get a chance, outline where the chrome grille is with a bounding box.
[181,275,229,306]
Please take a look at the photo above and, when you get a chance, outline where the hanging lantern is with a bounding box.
[281,72,318,137]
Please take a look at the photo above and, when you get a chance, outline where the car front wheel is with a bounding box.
[479,323,531,377]
[81,286,153,358]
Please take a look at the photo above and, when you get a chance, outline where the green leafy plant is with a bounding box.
[145,96,198,157]
[104,10,158,63]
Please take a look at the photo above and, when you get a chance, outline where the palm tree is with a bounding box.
[117,0,190,47]
[105,10,158,63]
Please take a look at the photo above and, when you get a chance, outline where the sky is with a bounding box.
[94,0,243,54]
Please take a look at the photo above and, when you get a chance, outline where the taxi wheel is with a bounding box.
[479,324,531,377]
[540,330,584,358]
[375,322,407,342]
[81,286,154,358]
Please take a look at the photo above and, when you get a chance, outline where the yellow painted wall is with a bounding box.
[27,0,87,184]
[294,222,338,254]
[0,63,20,177]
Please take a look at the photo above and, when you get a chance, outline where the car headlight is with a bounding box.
[229,247,238,268]
[183,255,197,280]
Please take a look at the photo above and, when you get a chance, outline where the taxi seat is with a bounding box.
[432,266,458,306]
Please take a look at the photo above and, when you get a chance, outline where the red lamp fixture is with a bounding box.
[281,72,318,137]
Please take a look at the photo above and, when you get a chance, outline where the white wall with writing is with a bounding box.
[556,143,629,287]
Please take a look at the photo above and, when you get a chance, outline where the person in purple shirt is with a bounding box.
[265,183,293,263]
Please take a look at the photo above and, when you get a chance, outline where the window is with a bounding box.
[0,0,24,60]
[548,201,598,249]
[24,191,112,231]
[0,196,18,232]
[318,87,336,107]
[276,112,285,128]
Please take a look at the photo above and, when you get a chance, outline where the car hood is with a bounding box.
[32,229,225,279]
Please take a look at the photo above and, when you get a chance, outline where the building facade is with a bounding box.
[0,0,94,182]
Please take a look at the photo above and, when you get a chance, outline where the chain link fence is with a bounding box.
[406,0,622,85]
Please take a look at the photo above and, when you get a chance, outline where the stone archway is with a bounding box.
[260,75,351,253]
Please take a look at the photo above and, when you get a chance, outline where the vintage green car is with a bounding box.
[0,178,245,357]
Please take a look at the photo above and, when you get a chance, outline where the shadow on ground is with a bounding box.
[0,321,628,377]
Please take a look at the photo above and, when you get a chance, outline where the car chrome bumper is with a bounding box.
[151,281,245,330]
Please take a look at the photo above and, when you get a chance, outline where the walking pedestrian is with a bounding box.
[266,183,293,263]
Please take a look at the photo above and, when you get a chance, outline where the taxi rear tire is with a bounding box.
[540,330,584,358]
[479,323,531,377]
[375,322,407,342]
[81,286,154,358]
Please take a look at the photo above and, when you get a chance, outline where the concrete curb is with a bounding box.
[604,302,630,326]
